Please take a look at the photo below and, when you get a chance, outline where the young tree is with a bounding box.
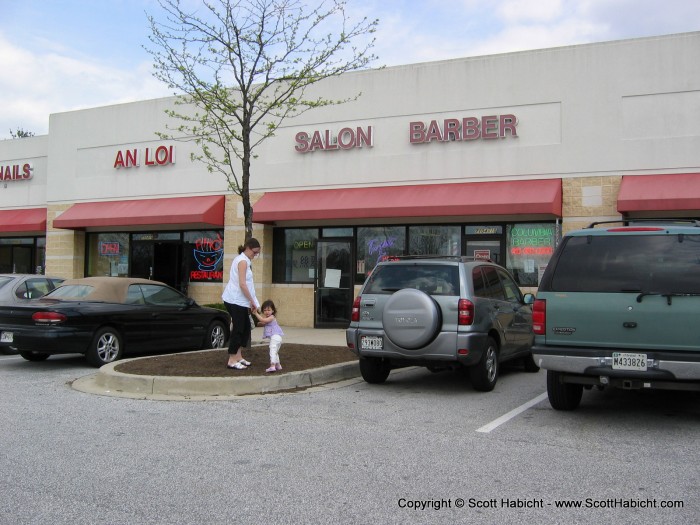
[146,0,379,239]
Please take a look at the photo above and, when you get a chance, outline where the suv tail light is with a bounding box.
[32,311,67,324]
[351,295,361,322]
[533,299,546,335]
[458,299,474,325]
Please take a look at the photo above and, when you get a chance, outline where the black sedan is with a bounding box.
[0,277,230,367]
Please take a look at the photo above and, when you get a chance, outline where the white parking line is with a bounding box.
[476,392,548,433]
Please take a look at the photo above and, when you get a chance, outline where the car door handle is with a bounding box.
[623,321,637,328]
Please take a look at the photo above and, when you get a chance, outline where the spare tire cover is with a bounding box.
[382,288,441,350]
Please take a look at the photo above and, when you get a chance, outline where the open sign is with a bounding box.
[99,242,120,256]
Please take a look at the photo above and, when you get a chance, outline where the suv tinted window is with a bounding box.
[364,264,459,296]
[498,269,524,303]
[475,266,505,300]
[550,234,700,293]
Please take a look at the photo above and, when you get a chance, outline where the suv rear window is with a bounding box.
[550,234,700,293]
[364,264,459,295]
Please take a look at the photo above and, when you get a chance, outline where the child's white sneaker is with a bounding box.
[265,366,277,373]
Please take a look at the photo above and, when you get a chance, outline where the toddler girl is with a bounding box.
[254,300,285,373]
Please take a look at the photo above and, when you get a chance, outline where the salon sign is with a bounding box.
[113,145,175,169]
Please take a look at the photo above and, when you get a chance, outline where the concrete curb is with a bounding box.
[71,354,361,400]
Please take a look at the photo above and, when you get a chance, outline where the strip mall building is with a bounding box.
[2,32,700,328]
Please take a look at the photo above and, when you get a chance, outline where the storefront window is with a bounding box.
[184,230,224,283]
[322,227,353,237]
[35,237,46,274]
[506,223,556,286]
[356,226,405,282]
[409,225,460,255]
[272,228,319,283]
[87,233,130,277]
[132,232,181,241]
[0,237,37,274]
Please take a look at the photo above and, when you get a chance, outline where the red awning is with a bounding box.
[253,179,562,223]
[53,196,225,230]
[0,208,47,234]
[618,173,700,213]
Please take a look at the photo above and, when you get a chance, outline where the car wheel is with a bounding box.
[382,288,441,349]
[86,327,123,367]
[547,370,583,410]
[19,351,50,362]
[359,357,391,384]
[469,338,499,392]
[205,320,227,349]
[523,354,540,373]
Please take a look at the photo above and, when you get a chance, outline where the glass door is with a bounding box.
[153,242,181,290]
[131,241,154,280]
[315,240,353,328]
[465,238,502,264]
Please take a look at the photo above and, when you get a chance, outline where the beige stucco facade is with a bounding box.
[2,32,700,327]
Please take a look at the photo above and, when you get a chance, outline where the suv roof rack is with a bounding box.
[585,218,700,229]
[381,255,493,263]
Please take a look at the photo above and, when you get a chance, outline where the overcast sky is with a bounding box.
[2,0,699,139]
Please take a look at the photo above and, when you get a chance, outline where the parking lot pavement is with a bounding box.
[1,355,698,525]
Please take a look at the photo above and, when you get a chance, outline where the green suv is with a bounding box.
[346,256,537,391]
[533,220,700,410]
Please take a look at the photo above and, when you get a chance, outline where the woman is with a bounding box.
[222,237,261,369]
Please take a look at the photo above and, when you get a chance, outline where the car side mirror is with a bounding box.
[523,293,535,305]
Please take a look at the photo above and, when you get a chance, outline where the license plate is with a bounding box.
[612,352,647,371]
[1,331,13,343]
[361,335,383,350]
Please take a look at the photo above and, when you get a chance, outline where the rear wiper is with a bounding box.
[636,292,700,305]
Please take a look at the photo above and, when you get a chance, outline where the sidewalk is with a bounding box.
[251,326,347,347]
[72,327,360,400]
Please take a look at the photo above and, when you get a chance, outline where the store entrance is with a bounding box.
[315,239,353,328]
[465,237,502,264]
[131,240,182,291]
[0,245,33,273]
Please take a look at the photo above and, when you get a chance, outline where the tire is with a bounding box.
[19,351,50,362]
[469,337,499,392]
[523,354,540,373]
[204,320,227,349]
[359,357,391,384]
[547,370,583,410]
[86,327,123,367]
[382,289,441,349]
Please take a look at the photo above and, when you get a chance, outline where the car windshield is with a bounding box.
[551,234,700,293]
[0,277,14,290]
[364,264,459,295]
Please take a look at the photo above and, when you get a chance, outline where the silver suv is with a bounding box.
[346,256,538,391]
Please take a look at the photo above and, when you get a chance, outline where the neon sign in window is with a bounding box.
[189,233,224,282]
[99,242,120,256]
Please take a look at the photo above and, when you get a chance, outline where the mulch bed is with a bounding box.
[114,343,358,377]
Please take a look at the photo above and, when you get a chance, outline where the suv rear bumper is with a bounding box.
[532,345,700,380]
[346,328,487,366]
